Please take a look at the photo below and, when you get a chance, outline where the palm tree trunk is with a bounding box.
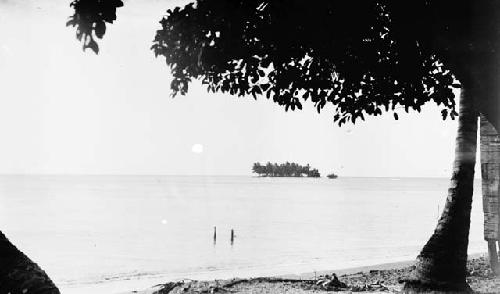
[404,88,478,293]
[480,114,500,275]
[0,230,60,294]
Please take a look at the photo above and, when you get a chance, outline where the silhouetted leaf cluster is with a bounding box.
[67,0,123,54]
[67,1,500,128]
[150,1,500,126]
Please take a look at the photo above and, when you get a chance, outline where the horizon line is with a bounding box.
[0,173,474,179]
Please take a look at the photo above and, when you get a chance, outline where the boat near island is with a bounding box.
[327,173,338,179]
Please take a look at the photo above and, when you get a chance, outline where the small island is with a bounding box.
[252,162,320,177]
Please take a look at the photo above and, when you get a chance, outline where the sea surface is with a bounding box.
[0,176,485,293]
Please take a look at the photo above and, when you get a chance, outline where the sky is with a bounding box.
[0,0,463,177]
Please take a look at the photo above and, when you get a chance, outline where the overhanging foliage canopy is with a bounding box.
[67,0,123,53]
[69,0,500,128]
[151,1,463,125]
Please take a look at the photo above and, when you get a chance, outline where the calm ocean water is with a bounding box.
[0,176,484,293]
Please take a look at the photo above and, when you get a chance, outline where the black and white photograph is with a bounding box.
[0,1,499,293]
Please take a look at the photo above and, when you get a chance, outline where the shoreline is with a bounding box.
[112,253,490,294]
[290,251,485,279]
[61,259,419,294]
[59,256,423,294]
[282,259,417,280]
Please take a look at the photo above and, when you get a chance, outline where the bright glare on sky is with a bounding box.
[0,0,464,177]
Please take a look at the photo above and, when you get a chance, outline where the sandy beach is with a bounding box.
[117,254,500,294]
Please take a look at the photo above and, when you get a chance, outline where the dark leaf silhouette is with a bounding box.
[151,1,461,126]
[151,1,500,130]
[67,0,123,54]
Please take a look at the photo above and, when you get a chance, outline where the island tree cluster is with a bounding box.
[252,162,320,177]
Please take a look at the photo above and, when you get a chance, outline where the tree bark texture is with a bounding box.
[404,88,478,293]
[0,230,60,294]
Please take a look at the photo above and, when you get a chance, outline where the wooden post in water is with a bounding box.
[480,115,500,275]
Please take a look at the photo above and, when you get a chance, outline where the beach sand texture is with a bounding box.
[124,255,500,294]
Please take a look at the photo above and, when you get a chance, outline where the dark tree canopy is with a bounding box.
[67,0,123,54]
[68,0,500,128]
[151,1,462,125]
